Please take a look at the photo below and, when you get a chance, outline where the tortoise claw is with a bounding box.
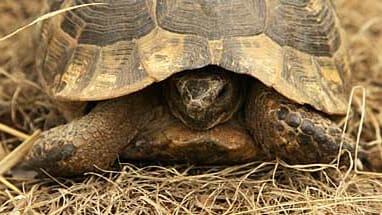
[24,135,76,169]
[245,82,357,165]
[22,98,140,176]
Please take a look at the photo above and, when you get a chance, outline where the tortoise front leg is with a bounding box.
[23,89,160,176]
[245,82,355,165]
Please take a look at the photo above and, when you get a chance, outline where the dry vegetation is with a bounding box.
[1,0,382,214]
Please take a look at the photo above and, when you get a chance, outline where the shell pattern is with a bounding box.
[37,0,350,115]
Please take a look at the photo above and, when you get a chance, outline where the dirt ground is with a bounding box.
[1,0,382,214]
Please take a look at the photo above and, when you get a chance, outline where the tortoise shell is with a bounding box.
[37,0,350,115]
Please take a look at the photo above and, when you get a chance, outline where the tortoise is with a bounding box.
[24,0,359,176]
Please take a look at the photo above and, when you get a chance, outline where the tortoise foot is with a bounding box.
[24,125,119,176]
[27,132,77,167]
[245,82,355,164]
[271,105,352,163]
[23,98,139,176]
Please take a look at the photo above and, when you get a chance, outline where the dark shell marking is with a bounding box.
[40,0,349,118]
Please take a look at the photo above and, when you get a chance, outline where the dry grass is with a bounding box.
[1,0,382,214]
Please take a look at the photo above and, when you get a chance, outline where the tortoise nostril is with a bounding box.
[217,85,228,98]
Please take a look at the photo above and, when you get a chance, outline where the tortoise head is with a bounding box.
[164,66,244,130]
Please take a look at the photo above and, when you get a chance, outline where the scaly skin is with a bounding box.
[23,88,162,176]
[23,80,366,176]
[245,82,355,164]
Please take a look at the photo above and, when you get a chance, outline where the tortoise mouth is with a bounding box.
[164,66,245,130]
